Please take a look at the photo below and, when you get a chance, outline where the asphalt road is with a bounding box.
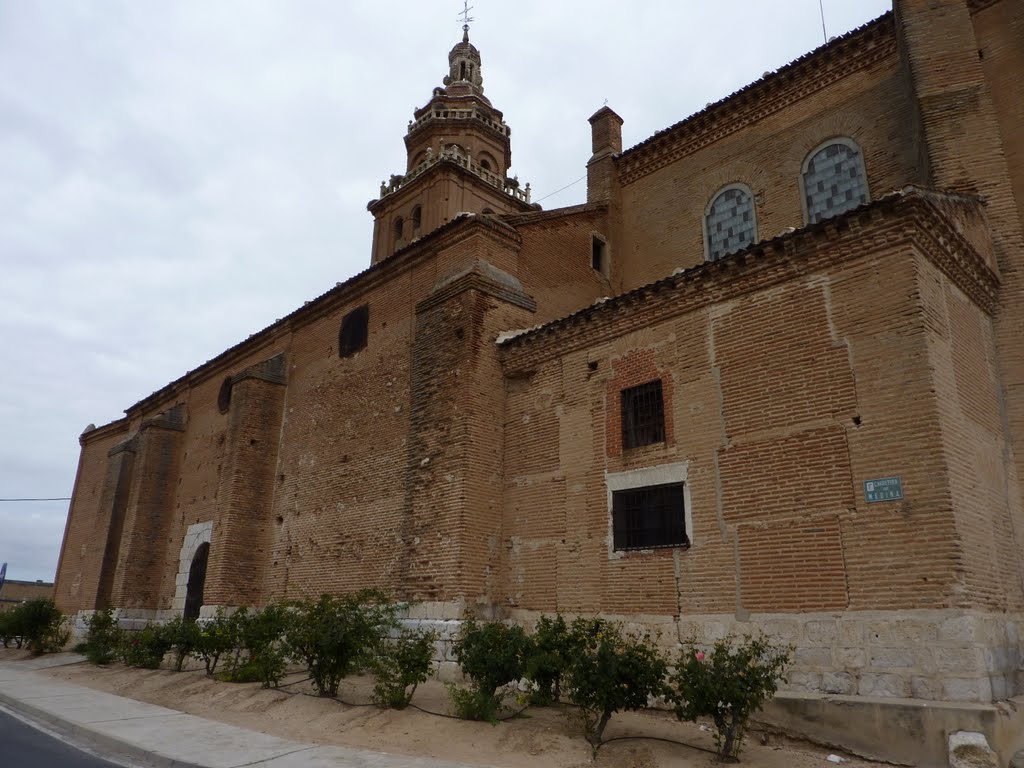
[0,708,127,768]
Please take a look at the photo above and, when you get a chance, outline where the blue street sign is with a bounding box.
[864,476,903,503]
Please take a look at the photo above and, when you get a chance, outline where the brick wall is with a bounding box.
[0,580,54,612]
[53,0,1023,706]
[498,192,1019,699]
[613,17,921,293]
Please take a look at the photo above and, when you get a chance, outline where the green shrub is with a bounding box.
[447,683,507,724]
[372,628,436,709]
[449,617,530,722]
[565,618,669,747]
[284,591,397,697]
[0,610,23,648]
[120,624,171,669]
[524,614,574,705]
[162,616,203,671]
[669,635,791,760]
[222,605,291,688]
[194,609,237,676]
[14,599,68,655]
[84,608,122,665]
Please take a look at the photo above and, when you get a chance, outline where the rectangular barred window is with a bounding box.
[612,483,688,551]
[621,380,665,450]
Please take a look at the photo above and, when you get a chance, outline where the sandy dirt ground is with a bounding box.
[12,655,892,768]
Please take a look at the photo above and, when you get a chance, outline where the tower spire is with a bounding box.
[457,1,475,33]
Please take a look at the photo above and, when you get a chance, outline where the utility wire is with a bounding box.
[0,497,71,502]
[532,173,587,204]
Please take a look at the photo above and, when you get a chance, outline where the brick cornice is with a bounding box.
[230,353,287,387]
[618,14,896,186]
[498,190,998,373]
[140,403,186,433]
[367,158,533,216]
[417,260,536,314]
[967,0,1001,13]
[80,418,129,446]
[107,435,137,457]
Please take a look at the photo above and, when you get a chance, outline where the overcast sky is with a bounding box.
[0,0,891,585]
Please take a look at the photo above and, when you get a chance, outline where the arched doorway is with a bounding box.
[183,542,209,621]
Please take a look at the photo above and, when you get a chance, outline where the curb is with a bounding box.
[0,687,206,768]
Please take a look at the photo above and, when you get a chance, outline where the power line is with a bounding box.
[0,497,71,502]
[533,173,587,204]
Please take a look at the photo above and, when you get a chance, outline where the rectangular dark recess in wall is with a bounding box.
[592,236,605,271]
[621,379,665,449]
[612,482,688,551]
[339,304,369,358]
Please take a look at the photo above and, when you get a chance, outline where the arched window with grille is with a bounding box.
[703,184,757,262]
[411,205,422,236]
[801,138,869,224]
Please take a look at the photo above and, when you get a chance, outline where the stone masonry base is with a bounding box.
[66,601,1024,766]
[500,607,1024,705]
[72,602,1023,706]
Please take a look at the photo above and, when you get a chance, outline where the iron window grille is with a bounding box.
[612,482,688,551]
[621,379,665,450]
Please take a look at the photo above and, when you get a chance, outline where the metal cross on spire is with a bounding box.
[457,1,475,28]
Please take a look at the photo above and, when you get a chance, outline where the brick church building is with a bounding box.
[56,0,1023,716]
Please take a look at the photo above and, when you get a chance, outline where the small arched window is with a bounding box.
[411,205,422,234]
[478,152,497,173]
[217,376,233,414]
[393,216,404,248]
[801,138,869,224]
[704,184,757,262]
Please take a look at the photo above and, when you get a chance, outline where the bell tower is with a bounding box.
[367,23,536,265]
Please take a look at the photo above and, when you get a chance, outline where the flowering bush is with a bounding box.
[669,634,791,760]
[83,608,122,665]
[120,624,171,669]
[193,609,237,676]
[564,617,669,748]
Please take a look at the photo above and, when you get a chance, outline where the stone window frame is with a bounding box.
[702,182,758,263]
[605,462,692,558]
[799,136,870,226]
[172,521,212,616]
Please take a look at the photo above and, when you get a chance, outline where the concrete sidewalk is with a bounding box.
[0,656,490,768]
